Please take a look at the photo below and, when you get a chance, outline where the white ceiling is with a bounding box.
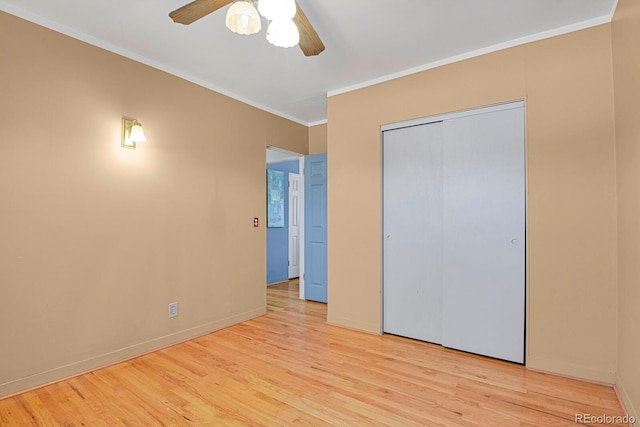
[0,0,617,125]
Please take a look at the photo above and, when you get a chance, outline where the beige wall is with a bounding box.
[0,12,307,397]
[2,3,635,408]
[327,25,618,383]
[308,123,328,154]
[612,0,640,421]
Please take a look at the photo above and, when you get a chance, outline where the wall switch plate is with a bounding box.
[168,302,178,318]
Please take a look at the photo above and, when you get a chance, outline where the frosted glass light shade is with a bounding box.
[130,121,147,142]
[258,0,296,20]
[266,19,299,48]
[226,1,262,35]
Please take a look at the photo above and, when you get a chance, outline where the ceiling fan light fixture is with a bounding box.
[266,18,299,48]
[258,0,296,21]
[226,0,262,35]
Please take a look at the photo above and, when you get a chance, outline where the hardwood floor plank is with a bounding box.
[0,398,35,426]
[0,279,628,426]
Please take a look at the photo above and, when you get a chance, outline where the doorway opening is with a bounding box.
[266,147,305,299]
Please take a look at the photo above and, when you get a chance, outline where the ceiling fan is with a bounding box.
[169,0,325,56]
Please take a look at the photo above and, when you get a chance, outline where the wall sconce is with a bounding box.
[121,118,147,149]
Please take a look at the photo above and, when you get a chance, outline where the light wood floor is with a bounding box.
[0,280,628,426]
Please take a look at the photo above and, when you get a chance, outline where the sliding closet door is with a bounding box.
[441,105,525,363]
[383,122,443,343]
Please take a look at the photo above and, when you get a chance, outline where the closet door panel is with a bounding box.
[383,122,443,343]
[442,106,525,363]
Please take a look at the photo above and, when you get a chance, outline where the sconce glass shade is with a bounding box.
[121,118,146,149]
[266,19,299,48]
[226,1,262,35]
[258,0,296,21]
[130,121,147,142]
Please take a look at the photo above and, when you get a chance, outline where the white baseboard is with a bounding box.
[0,307,266,399]
[326,315,381,335]
[526,356,616,384]
[616,376,639,427]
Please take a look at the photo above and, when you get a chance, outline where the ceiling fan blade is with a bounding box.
[293,2,325,56]
[169,0,233,25]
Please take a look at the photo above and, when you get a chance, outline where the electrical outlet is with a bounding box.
[168,302,178,318]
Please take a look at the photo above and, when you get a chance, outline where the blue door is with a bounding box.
[304,153,327,303]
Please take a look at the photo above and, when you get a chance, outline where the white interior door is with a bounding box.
[288,173,301,279]
[441,105,525,363]
[383,122,444,344]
